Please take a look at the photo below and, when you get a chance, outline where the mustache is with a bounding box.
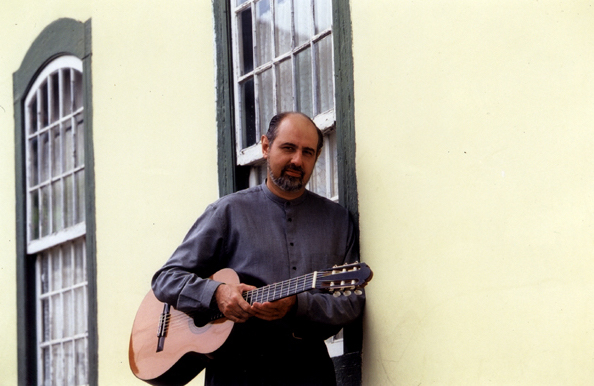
[282,164,305,176]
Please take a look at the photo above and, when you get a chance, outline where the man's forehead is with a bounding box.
[276,114,318,144]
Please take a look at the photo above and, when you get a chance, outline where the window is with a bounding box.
[229,0,338,200]
[25,55,89,385]
[13,18,96,386]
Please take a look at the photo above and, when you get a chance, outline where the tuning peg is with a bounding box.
[333,291,341,297]
[343,290,352,296]
[354,289,363,295]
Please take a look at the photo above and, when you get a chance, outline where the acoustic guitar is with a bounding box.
[129,262,372,385]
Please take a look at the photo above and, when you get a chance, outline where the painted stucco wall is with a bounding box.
[352,1,594,385]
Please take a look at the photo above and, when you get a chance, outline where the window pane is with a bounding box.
[294,0,312,46]
[277,59,293,112]
[63,69,73,116]
[241,78,257,147]
[256,0,273,66]
[51,126,61,177]
[29,137,39,186]
[28,95,38,134]
[52,180,63,233]
[41,185,50,237]
[239,8,254,74]
[314,0,332,33]
[64,174,74,228]
[275,0,292,54]
[295,47,313,117]
[75,113,85,168]
[259,68,275,136]
[40,132,50,183]
[50,72,60,124]
[76,170,86,224]
[75,339,88,385]
[40,81,49,127]
[73,70,83,112]
[30,190,40,240]
[63,119,74,172]
[315,36,334,114]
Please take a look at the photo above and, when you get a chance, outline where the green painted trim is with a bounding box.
[214,0,237,197]
[13,17,97,386]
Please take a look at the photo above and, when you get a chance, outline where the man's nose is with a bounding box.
[291,151,303,166]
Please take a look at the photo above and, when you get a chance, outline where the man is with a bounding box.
[152,112,365,386]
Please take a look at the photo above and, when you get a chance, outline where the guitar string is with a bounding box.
[163,274,317,330]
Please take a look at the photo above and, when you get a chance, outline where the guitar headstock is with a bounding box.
[315,262,373,296]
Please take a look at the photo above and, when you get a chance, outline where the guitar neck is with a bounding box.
[243,272,317,305]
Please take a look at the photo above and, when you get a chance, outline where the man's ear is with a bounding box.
[261,135,270,159]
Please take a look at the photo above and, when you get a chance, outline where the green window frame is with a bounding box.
[214,1,361,384]
[13,18,97,386]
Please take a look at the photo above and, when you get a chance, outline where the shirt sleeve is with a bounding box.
[151,204,226,314]
[291,214,366,339]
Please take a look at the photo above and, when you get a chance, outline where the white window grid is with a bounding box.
[230,0,335,166]
[36,238,88,386]
[24,55,86,255]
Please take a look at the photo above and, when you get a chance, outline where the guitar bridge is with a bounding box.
[156,303,171,352]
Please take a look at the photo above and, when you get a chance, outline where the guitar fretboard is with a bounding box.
[209,272,317,321]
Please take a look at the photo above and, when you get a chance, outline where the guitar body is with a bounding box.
[129,269,238,385]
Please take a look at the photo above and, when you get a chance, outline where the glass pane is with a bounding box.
[52,180,63,233]
[63,290,74,337]
[259,69,275,136]
[64,175,74,228]
[75,339,88,385]
[256,0,273,66]
[42,347,51,384]
[239,8,254,74]
[294,0,312,46]
[241,78,257,147]
[41,185,50,237]
[74,240,85,284]
[42,297,50,341]
[314,0,332,33]
[41,252,50,293]
[51,126,61,177]
[64,340,74,384]
[74,287,86,335]
[28,95,38,134]
[40,132,50,183]
[52,344,63,383]
[277,59,293,112]
[63,119,74,172]
[315,36,334,114]
[50,72,59,124]
[51,294,62,340]
[40,80,49,127]
[75,113,85,167]
[236,0,249,5]
[29,137,39,186]
[295,47,313,117]
[275,0,292,54]
[30,190,40,240]
[63,69,72,116]
[52,250,61,291]
[63,244,73,288]
[73,70,83,112]
[76,170,86,224]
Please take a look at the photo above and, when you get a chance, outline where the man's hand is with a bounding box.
[251,295,296,321]
[215,284,297,323]
[215,283,256,323]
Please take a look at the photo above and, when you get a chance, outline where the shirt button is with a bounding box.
[290,242,294,246]
[288,218,293,222]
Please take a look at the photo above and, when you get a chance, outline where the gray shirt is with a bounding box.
[152,182,365,339]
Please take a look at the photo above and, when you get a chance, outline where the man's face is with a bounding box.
[262,114,320,199]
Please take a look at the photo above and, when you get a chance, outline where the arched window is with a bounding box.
[13,18,96,386]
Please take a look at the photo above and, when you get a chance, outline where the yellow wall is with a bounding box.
[353,1,594,385]
[91,1,218,384]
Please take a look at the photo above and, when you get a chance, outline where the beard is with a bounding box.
[267,160,307,192]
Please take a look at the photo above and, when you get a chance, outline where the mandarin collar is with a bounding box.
[262,181,309,206]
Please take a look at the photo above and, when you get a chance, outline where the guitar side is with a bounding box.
[129,269,237,385]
